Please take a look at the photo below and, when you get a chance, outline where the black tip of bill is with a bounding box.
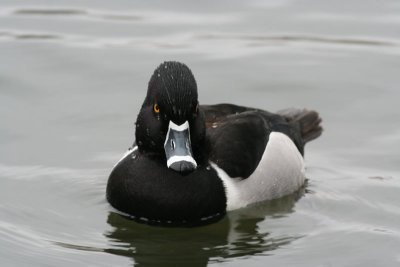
[169,160,197,174]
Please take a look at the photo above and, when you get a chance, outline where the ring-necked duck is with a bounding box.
[106,61,322,227]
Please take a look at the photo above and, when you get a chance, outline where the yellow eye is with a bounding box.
[153,103,160,113]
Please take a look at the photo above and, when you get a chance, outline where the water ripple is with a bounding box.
[13,8,87,16]
[6,7,237,25]
[196,33,399,48]
[1,28,399,57]
[0,31,61,40]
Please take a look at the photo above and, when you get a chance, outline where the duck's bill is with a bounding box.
[164,120,197,173]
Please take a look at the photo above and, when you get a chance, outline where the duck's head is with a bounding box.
[135,61,205,174]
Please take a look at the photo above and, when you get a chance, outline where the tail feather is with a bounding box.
[277,108,323,143]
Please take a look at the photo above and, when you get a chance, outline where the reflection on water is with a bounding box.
[103,187,305,266]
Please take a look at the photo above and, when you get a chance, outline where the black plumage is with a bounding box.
[106,61,322,226]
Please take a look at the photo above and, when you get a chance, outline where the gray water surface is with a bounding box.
[1,0,400,266]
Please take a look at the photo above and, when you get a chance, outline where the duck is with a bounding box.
[106,61,322,227]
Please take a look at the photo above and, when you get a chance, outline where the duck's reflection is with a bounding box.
[104,186,306,267]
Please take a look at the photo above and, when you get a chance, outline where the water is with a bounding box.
[1,0,400,266]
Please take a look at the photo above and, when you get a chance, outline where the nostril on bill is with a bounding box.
[171,140,176,150]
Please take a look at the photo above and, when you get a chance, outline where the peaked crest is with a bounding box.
[145,61,198,124]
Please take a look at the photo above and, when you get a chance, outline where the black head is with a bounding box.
[135,61,206,173]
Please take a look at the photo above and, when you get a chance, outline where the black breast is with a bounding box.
[106,151,227,227]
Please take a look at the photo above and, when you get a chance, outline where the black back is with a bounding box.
[202,104,305,178]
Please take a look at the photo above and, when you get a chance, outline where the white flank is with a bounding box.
[211,132,305,211]
[167,155,198,168]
